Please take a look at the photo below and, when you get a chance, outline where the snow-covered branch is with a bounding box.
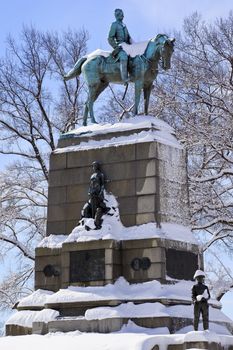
[0,233,35,260]
[190,168,233,183]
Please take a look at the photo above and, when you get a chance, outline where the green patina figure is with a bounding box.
[64,11,175,126]
[108,8,132,83]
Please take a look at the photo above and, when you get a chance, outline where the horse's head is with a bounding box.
[160,37,175,70]
[149,34,175,70]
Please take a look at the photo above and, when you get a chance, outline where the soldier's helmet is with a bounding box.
[193,269,205,279]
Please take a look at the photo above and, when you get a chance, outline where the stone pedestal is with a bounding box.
[35,237,200,291]
[9,117,232,339]
[35,118,199,292]
[46,119,189,235]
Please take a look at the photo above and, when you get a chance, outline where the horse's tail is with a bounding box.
[64,57,87,81]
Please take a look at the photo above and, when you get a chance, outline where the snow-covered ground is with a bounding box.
[1,326,233,350]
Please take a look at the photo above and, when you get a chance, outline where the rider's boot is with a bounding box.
[120,60,130,85]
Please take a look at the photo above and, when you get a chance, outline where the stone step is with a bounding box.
[165,342,224,350]
[32,316,230,336]
[40,298,192,317]
[33,315,188,334]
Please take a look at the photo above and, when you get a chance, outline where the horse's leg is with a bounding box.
[87,82,108,124]
[94,82,108,99]
[134,80,143,115]
[143,83,153,115]
[83,102,89,126]
[87,85,98,124]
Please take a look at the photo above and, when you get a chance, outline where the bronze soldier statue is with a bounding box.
[108,8,133,84]
[82,161,108,229]
[192,270,211,331]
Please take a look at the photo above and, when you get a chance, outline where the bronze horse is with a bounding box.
[64,34,175,125]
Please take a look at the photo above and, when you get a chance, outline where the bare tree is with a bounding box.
[0,26,89,309]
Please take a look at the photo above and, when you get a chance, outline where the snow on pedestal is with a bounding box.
[38,192,196,248]
[56,115,181,151]
[1,327,233,350]
[5,309,59,328]
[16,277,221,310]
[11,276,232,337]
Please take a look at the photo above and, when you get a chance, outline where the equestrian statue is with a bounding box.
[64,9,175,126]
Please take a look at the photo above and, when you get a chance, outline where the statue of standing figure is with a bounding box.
[192,270,211,331]
[81,161,108,229]
[108,8,133,84]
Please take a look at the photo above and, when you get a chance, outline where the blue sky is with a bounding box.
[0,0,233,321]
[0,0,233,54]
